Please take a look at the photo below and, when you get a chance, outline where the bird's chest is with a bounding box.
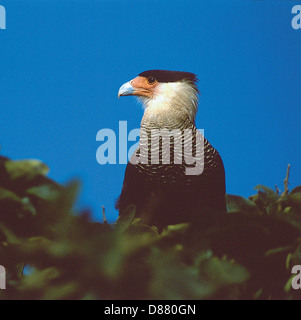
[131,125,215,186]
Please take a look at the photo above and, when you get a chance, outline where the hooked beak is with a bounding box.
[118,81,135,98]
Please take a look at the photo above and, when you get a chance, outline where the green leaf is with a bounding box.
[226,194,259,214]
[4,159,49,180]
[26,185,60,202]
[254,185,279,203]
[288,193,301,205]
[201,256,250,285]
[0,187,22,203]
[290,186,301,195]
[115,204,136,232]
[0,187,36,217]
[161,223,190,237]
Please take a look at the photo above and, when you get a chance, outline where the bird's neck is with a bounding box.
[139,81,198,131]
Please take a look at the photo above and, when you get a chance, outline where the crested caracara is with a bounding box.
[116,70,226,229]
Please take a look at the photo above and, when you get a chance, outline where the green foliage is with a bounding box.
[0,155,300,300]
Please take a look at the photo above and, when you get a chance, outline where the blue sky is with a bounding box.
[0,0,300,222]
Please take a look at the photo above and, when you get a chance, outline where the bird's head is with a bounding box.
[118,70,199,123]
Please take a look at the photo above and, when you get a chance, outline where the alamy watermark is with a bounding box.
[0,5,6,29]
[291,265,301,290]
[292,5,301,29]
[0,265,5,289]
[96,121,205,175]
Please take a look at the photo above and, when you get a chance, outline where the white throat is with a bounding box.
[139,81,199,125]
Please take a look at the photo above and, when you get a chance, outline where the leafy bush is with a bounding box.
[0,155,300,300]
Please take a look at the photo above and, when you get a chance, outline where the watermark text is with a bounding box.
[292,265,301,290]
[0,265,5,289]
[0,5,6,29]
[96,121,205,175]
[292,5,301,29]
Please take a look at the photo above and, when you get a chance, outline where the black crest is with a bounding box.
[139,70,198,86]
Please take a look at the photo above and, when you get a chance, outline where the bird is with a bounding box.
[116,70,226,230]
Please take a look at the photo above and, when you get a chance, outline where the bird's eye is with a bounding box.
[147,76,156,84]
